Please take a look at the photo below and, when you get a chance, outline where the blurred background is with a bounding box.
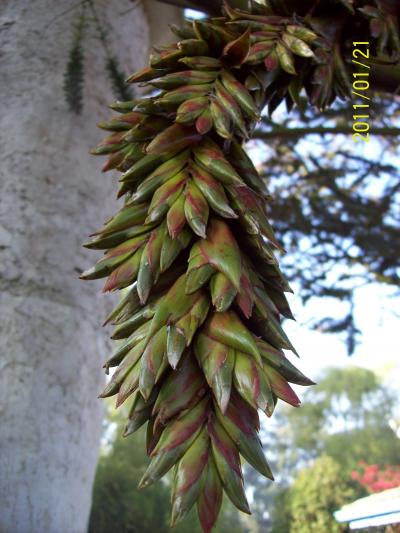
[0,1,399,532]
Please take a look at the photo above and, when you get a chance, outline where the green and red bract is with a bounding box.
[82,0,399,531]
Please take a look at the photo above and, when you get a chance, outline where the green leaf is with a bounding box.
[147,124,202,155]
[209,417,250,514]
[202,311,261,363]
[187,219,242,289]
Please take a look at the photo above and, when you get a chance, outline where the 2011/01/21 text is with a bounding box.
[352,42,370,143]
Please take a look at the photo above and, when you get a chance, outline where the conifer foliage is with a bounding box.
[82,1,399,530]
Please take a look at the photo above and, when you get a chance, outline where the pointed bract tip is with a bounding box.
[240,502,252,515]
[299,376,316,386]
[79,267,95,280]
[138,475,153,490]
[170,507,185,529]
[115,396,124,408]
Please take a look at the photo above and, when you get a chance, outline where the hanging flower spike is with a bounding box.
[82,0,399,530]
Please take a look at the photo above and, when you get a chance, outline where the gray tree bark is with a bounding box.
[0,1,179,532]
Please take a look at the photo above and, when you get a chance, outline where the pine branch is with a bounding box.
[63,7,86,114]
[105,57,133,101]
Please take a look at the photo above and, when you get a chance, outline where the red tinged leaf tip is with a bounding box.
[136,224,167,304]
[204,310,261,363]
[195,330,233,413]
[146,124,202,155]
[257,338,315,386]
[234,350,273,412]
[210,272,237,313]
[176,96,208,125]
[174,292,210,347]
[139,326,168,400]
[208,416,241,476]
[184,179,209,238]
[146,418,164,456]
[197,457,223,533]
[101,151,125,172]
[167,194,186,239]
[193,139,244,186]
[209,415,250,514]
[196,109,213,135]
[222,28,251,66]
[236,265,255,318]
[192,218,242,289]
[264,51,279,71]
[264,365,301,407]
[90,132,127,155]
[178,97,208,114]
[102,249,142,292]
[151,222,170,269]
[152,356,207,426]
[104,234,147,259]
[126,66,160,83]
[97,112,144,131]
[246,41,275,65]
[214,392,274,480]
[150,70,218,90]
[227,391,260,435]
[189,162,237,219]
[156,84,212,106]
[214,79,247,137]
[100,132,125,145]
[174,434,209,498]
[220,69,259,120]
[152,397,209,455]
[146,172,187,224]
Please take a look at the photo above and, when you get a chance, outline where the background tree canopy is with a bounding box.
[288,456,356,533]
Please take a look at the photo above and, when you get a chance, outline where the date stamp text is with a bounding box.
[352,42,370,142]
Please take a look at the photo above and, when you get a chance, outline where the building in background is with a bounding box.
[335,487,400,532]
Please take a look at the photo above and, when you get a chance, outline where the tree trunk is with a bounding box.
[0,1,178,532]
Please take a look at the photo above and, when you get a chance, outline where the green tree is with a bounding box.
[289,456,355,533]
[89,428,171,533]
[285,367,400,472]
